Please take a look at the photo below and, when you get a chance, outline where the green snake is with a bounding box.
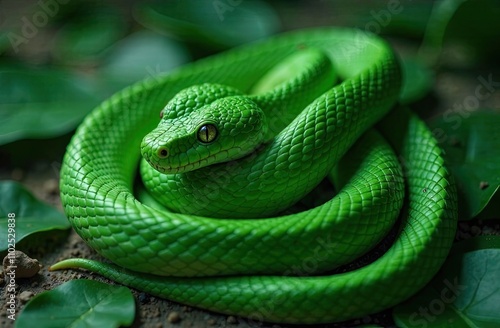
[51,28,457,324]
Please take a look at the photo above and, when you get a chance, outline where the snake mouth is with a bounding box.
[144,149,241,175]
[148,162,168,174]
[145,158,212,175]
[152,163,197,174]
[143,153,203,174]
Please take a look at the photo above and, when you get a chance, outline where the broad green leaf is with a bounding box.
[133,0,280,51]
[419,0,500,66]
[393,236,500,327]
[52,5,127,63]
[355,2,433,39]
[399,58,434,105]
[418,0,465,64]
[0,66,101,145]
[16,279,135,328]
[429,111,500,220]
[442,0,500,64]
[0,181,70,251]
[100,30,190,90]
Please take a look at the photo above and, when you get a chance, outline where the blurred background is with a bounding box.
[0,0,499,327]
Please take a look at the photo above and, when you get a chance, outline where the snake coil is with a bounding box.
[52,28,457,324]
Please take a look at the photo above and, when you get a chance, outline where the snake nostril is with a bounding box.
[157,147,168,159]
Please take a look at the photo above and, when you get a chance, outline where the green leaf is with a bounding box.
[354,2,433,39]
[0,181,70,252]
[52,5,127,63]
[133,0,280,50]
[399,58,434,105]
[100,30,190,90]
[419,0,500,66]
[16,279,135,328]
[393,236,500,327]
[442,0,500,64]
[429,111,500,219]
[0,66,101,145]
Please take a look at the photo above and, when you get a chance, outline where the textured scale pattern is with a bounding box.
[53,28,458,324]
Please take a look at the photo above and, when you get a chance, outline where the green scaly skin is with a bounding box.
[139,49,340,218]
[51,28,457,324]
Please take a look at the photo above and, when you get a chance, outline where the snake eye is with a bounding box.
[160,110,164,119]
[197,124,218,143]
[157,147,168,158]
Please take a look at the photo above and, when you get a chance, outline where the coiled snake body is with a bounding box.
[52,28,457,324]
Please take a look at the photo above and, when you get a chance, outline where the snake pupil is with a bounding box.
[197,124,218,143]
[157,147,168,158]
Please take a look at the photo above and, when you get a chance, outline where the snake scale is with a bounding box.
[51,28,458,324]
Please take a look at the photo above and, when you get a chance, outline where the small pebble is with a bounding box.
[207,318,217,326]
[43,179,59,195]
[138,292,150,304]
[227,315,238,324]
[167,311,181,323]
[19,291,34,303]
[3,251,41,278]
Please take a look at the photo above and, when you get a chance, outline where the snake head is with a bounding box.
[141,84,268,174]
